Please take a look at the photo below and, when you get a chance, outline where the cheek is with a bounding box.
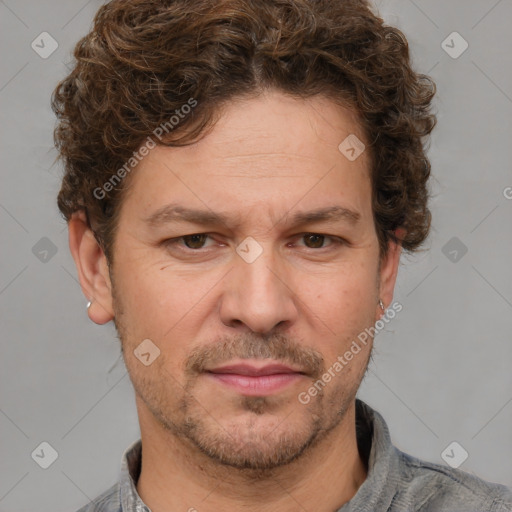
[113,255,220,353]
[307,263,378,353]
[312,261,377,312]
[111,255,175,341]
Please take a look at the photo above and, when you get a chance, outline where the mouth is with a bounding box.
[204,361,307,396]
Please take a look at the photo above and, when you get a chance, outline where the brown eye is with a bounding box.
[303,233,326,248]
[182,234,209,249]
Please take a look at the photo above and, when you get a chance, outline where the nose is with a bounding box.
[219,245,298,334]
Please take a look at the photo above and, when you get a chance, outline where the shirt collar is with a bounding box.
[338,398,401,511]
[118,398,399,511]
[120,438,150,512]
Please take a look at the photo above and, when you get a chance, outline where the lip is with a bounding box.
[208,363,302,376]
[205,362,306,396]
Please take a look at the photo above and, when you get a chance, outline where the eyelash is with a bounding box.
[162,233,347,253]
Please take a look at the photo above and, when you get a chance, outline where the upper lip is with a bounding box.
[207,363,304,376]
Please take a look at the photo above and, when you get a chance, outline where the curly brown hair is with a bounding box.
[52,0,436,266]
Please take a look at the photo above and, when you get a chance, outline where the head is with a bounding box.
[54,0,436,472]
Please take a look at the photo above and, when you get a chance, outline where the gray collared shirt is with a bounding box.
[76,399,512,512]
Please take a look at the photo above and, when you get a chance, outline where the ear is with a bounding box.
[376,228,405,321]
[68,210,115,325]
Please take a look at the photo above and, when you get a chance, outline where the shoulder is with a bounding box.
[74,482,120,512]
[394,448,512,512]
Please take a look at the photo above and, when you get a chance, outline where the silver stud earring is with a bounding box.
[378,299,385,312]
[87,301,92,309]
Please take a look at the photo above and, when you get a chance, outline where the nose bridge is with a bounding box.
[240,241,280,297]
[220,238,297,333]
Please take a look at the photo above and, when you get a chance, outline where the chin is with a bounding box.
[172,402,329,471]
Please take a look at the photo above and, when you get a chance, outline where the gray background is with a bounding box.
[1,0,511,510]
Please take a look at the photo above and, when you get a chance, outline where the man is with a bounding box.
[52,0,512,510]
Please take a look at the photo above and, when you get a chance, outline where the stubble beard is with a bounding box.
[111,277,371,475]
[120,332,370,475]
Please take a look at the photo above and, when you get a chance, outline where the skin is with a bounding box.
[69,90,402,512]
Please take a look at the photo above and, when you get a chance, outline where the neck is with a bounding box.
[136,399,367,512]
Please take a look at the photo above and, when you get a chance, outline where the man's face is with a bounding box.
[107,91,393,471]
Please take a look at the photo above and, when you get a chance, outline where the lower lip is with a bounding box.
[206,372,303,396]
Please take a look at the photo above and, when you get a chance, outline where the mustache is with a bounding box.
[185,333,325,379]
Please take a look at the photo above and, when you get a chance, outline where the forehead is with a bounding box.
[176,92,367,167]
[120,91,372,225]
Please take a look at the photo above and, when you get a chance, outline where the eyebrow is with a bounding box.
[143,203,361,230]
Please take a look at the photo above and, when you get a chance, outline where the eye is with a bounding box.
[295,233,344,249]
[165,233,214,250]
